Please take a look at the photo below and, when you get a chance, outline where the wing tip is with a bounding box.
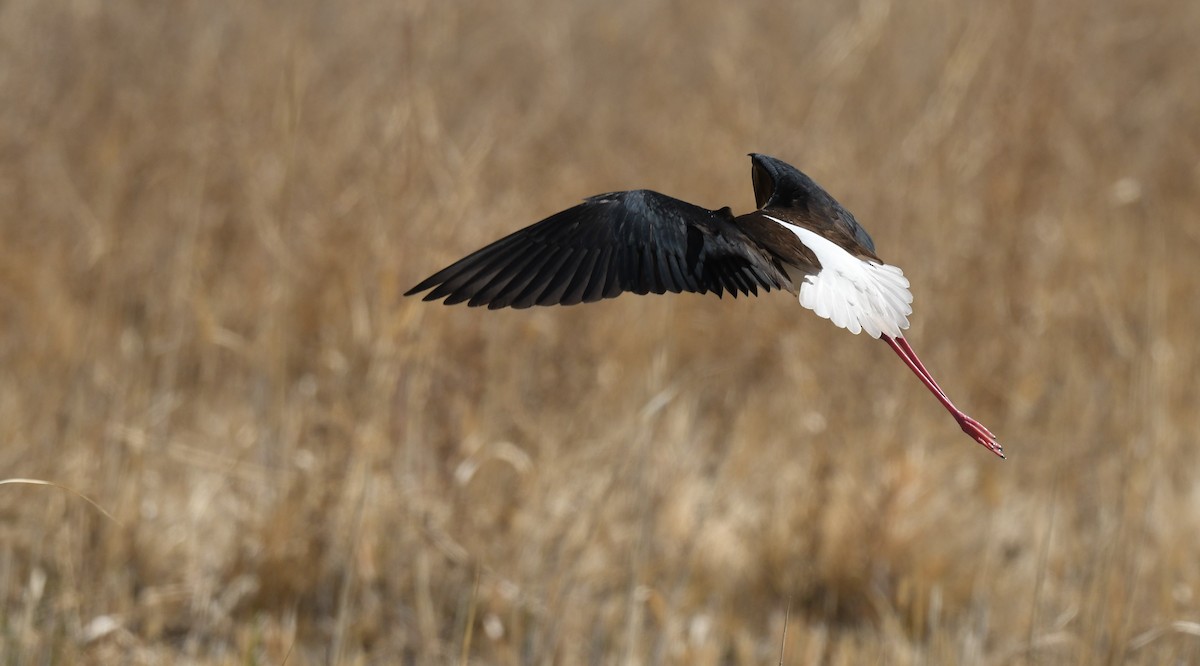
[404,281,434,298]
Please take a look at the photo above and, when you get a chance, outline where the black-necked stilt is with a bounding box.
[406,154,1003,458]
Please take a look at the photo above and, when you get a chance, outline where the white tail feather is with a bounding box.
[768,217,914,339]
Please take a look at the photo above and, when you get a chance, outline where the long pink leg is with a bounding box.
[892,336,993,441]
[891,336,995,440]
[895,337,943,395]
[882,335,1004,458]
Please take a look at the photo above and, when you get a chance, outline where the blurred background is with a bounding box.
[2,0,1199,663]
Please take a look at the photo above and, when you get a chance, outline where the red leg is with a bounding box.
[893,336,949,401]
[900,336,998,441]
[890,336,996,440]
[882,335,1003,458]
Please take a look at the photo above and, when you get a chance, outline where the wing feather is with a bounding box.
[406,190,791,307]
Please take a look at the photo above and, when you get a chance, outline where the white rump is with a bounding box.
[767,216,914,339]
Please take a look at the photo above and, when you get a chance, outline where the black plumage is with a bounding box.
[405,153,878,309]
[405,188,792,309]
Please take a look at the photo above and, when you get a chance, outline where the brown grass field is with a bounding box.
[2,0,1199,663]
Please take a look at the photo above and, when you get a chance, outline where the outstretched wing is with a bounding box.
[750,153,878,256]
[405,190,792,309]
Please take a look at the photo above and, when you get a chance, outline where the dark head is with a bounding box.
[748,153,877,253]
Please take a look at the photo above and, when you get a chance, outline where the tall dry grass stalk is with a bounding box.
[1,0,1198,663]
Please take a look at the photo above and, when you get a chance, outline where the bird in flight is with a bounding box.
[405,154,1003,458]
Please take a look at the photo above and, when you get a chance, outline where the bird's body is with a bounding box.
[406,154,1003,458]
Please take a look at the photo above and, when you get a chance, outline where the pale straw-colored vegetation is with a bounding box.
[2,0,1199,663]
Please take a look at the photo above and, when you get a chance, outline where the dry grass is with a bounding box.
[2,0,1199,663]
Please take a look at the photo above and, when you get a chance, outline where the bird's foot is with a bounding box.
[957,414,1004,459]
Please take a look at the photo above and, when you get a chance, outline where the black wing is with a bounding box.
[750,153,877,254]
[405,190,791,309]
